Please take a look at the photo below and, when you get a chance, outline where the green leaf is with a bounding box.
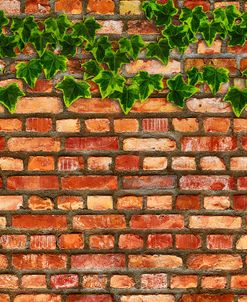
[82,59,101,80]
[93,70,125,99]
[180,6,207,33]
[11,16,38,44]
[86,36,112,63]
[132,71,163,102]
[16,59,42,88]
[0,83,25,113]
[199,21,218,46]
[110,84,140,114]
[203,66,229,95]
[30,30,54,57]
[146,38,171,65]
[228,25,247,46]
[72,17,101,43]
[44,15,72,40]
[40,50,67,79]
[225,5,241,29]
[186,67,203,86]
[167,74,198,108]
[0,34,17,58]
[242,69,247,76]
[142,0,159,20]
[0,10,8,30]
[119,35,145,60]
[59,34,82,57]
[224,86,247,117]
[104,49,129,73]
[154,0,178,27]
[163,24,194,53]
[56,76,91,107]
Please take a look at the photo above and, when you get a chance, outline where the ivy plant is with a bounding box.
[0,0,246,116]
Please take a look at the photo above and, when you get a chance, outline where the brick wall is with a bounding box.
[0,0,247,302]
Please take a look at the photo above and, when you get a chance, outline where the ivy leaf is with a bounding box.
[60,34,82,57]
[186,67,203,86]
[225,5,241,29]
[119,35,145,60]
[56,76,91,107]
[86,36,112,63]
[154,0,178,27]
[228,25,247,46]
[44,15,72,40]
[72,17,101,44]
[132,71,164,102]
[224,87,247,117]
[0,11,8,30]
[0,83,25,113]
[0,34,17,58]
[82,59,101,80]
[142,0,159,20]
[199,21,218,46]
[242,69,247,77]
[167,74,198,108]
[30,30,54,57]
[93,70,125,99]
[40,50,67,79]
[203,66,229,95]
[110,84,139,114]
[104,49,130,73]
[16,59,42,88]
[180,6,207,33]
[146,38,171,65]
[163,24,194,53]
[11,16,38,44]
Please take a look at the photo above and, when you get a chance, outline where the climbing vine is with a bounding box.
[0,0,246,115]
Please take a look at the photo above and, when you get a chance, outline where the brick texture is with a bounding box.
[0,0,246,301]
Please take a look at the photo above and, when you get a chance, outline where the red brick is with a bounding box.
[55,0,82,13]
[141,274,167,289]
[130,214,184,229]
[51,274,78,289]
[65,137,118,150]
[117,196,142,210]
[82,275,107,289]
[184,0,210,10]
[85,119,110,132]
[59,234,84,249]
[128,255,182,269]
[187,254,242,270]
[114,119,139,132]
[180,294,233,302]
[73,215,125,229]
[147,195,172,209]
[16,97,62,113]
[14,295,61,302]
[176,234,201,249]
[147,234,173,249]
[88,157,112,171]
[142,118,168,132]
[26,118,52,132]
[115,155,139,171]
[0,0,20,14]
[176,195,200,210]
[0,274,18,289]
[56,119,80,132]
[181,137,237,151]
[89,235,114,249]
[62,176,117,190]
[204,118,230,133]
[238,177,247,190]
[171,275,197,288]
[207,235,232,249]
[123,175,175,189]
[12,215,66,229]
[110,275,134,288]
[0,137,5,150]
[180,175,234,190]
[27,79,52,92]
[12,254,67,270]
[87,0,114,14]
[0,196,23,210]
[21,275,46,288]
[0,235,26,249]
[57,196,84,210]
[58,157,84,171]
[173,118,199,132]
[201,276,226,289]
[7,137,60,152]
[25,0,50,13]
[71,254,125,269]
[7,176,59,190]
[30,235,56,250]
[0,119,22,131]
[67,295,113,302]
[28,196,53,210]
[28,156,54,171]
[119,234,143,249]
[233,195,247,210]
